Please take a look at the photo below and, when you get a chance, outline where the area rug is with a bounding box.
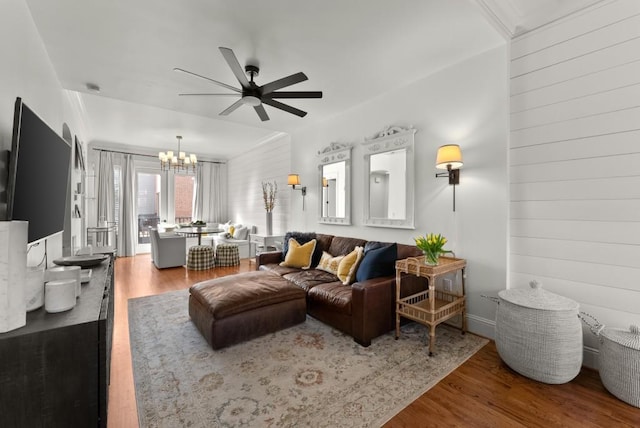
[129,290,488,428]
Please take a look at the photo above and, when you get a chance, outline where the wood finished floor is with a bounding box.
[108,254,640,428]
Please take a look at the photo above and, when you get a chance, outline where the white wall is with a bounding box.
[226,133,292,235]
[509,0,640,367]
[288,46,509,337]
[0,0,88,266]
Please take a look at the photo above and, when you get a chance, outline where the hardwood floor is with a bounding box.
[108,254,640,428]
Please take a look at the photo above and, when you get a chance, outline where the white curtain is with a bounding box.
[118,154,137,256]
[97,151,114,224]
[194,162,226,223]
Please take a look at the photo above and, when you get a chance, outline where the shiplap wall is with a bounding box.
[509,0,640,363]
[226,133,292,235]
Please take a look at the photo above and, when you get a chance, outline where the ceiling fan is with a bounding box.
[174,47,323,121]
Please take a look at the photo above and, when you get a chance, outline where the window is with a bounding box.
[174,174,195,224]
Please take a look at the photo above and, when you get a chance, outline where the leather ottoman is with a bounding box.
[188,271,306,349]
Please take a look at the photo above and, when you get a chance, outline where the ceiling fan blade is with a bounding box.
[262,98,307,118]
[178,93,241,96]
[219,47,251,89]
[219,99,245,116]
[263,91,323,99]
[173,67,240,93]
[261,72,308,95]
[254,104,269,121]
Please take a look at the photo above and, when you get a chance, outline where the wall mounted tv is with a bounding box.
[5,97,71,244]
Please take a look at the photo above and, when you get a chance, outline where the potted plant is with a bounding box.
[414,233,453,266]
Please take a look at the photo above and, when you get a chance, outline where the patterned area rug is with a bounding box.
[129,290,488,428]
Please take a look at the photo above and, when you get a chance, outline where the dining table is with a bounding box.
[174,227,222,245]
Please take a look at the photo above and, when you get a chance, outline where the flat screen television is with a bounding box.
[5,97,71,244]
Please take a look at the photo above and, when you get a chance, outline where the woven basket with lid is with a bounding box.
[494,280,582,384]
[582,315,640,408]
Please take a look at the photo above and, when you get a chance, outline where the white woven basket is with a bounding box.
[490,281,582,384]
[581,313,640,408]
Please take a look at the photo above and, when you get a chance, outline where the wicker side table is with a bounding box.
[395,256,467,356]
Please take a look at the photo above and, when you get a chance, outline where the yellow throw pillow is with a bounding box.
[228,225,235,236]
[337,246,364,285]
[280,238,317,269]
[317,251,344,276]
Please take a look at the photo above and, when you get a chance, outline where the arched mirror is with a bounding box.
[317,142,352,225]
[362,126,415,229]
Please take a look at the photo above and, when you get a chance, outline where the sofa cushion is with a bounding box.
[317,251,344,276]
[280,238,317,269]
[283,269,340,292]
[259,263,301,277]
[356,243,398,282]
[337,246,364,285]
[315,234,334,256]
[307,282,352,315]
[233,226,249,240]
[328,236,368,257]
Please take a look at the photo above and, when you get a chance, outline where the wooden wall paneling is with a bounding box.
[510,176,640,201]
[510,254,640,292]
[578,302,640,329]
[510,219,640,245]
[226,135,291,235]
[510,153,640,182]
[510,236,640,268]
[511,59,640,113]
[510,200,640,222]
[511,13,640,77]
[509,0,640,363]
[511,83,640,130]
[510,0,640,58]
[511,107,640,147]
[509,272,638,316]
[510,131,640,165]
[510,37,640,95]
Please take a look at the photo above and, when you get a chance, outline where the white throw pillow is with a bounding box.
[233,226,249,240]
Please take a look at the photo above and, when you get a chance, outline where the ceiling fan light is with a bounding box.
[242,95,261,107]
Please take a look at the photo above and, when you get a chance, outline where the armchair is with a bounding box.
[149,228,186,269]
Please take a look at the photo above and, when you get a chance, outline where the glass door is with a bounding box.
[136,171,161,254]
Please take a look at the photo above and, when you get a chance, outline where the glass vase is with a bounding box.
[423,251,439,266]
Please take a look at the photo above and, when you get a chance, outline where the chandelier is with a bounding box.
[158,135,197,173]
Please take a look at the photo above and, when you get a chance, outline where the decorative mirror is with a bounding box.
[362,126,416,229]
[317,142,352,225]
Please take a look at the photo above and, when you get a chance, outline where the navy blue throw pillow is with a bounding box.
[356,243,397,282]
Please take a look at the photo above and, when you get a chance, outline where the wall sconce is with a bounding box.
[288,173,307,210]
[322,177,329,188]
[435,144,463,212]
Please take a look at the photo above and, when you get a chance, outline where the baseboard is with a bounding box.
[583,346,599,370]
[466,314,495,340]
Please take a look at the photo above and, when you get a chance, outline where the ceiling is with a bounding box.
[24,0,600,160]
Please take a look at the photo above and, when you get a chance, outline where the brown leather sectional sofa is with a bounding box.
[256,233,424,346]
